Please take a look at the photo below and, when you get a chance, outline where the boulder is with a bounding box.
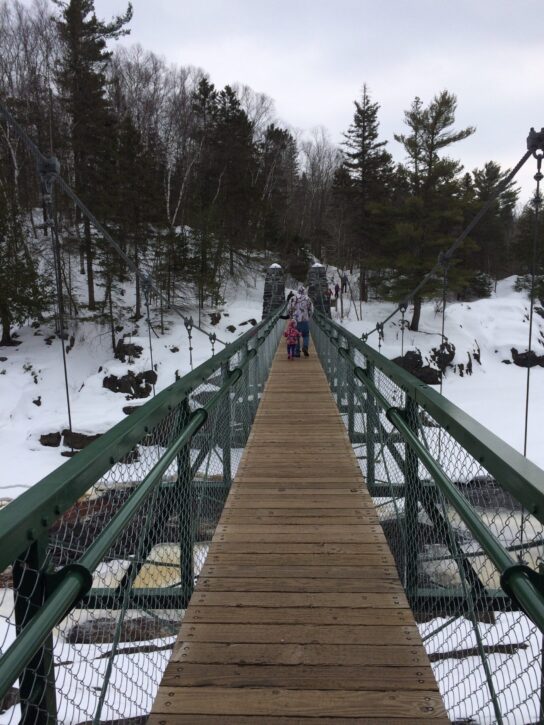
[511,347,544,368]
[65,616,179,644]
[115,339,143,363]
[418,366,442,385]
[40,432,61,447]
[209,312,221,326]
[62,430,101,450]
[226,325,236,333]
[429,341,455,372]
[103,370,155,399]
[392,349,441,385]
[392,349,423,375]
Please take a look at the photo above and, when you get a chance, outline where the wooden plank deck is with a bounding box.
[149,340,449,723]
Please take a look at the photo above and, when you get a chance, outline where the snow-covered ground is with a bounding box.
[0,269,272,500]
[334,275,544,470]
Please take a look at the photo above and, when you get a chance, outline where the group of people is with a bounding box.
[284,286,314,360]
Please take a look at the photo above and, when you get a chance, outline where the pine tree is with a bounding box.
[467,161,519,281]
[389,91,475,330]
[342,85,393,300]
[53,0,132,310]
[0,186,50,345]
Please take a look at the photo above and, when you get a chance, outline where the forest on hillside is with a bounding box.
[1,0,542,345]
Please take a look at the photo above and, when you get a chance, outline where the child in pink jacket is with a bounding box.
[284,319,301,360]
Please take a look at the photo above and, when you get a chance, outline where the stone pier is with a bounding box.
[262,263,286,319]
[308,263,331,317]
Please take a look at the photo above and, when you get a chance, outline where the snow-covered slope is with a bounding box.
[337,276,544,469]
[1,273,543,500]
[0,269,269,500]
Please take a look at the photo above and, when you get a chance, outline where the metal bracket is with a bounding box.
[45,563,93,605]
[500,562,544,608]
[527,127,544,156]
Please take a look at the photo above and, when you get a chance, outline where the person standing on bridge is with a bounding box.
[284,319,301,360]
[288,286,314,357]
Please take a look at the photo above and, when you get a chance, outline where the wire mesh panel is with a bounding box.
[311,314,544,725]
[0,311,284,724]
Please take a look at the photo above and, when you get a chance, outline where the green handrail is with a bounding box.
[0,303,285,706]
[0,305,284,574]
[313,311,544,633]
[313,311,544,526]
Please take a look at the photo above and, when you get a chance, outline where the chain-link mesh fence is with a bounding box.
[0,309,284,724]
[312,312,544,725]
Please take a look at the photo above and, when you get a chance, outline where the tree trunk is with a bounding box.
[0,306,11,345]
[84,218,95,310]
[135,244,141,320]
[410,295,422,331]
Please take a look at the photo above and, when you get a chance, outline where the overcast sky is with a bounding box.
[80,1,544,202]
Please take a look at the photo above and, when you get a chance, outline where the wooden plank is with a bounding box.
[148,717,448,724]
[182,606,414,625]
[199,565,399,579]
[190,591,409,607]
[171,642,431,667]
[206,553,394,566]
[210,531,387,543]
[152,687,445,718]
[210,542,392,554]
[177,623,420,645]
[160,662,439,690]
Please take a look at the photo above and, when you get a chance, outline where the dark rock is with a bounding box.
[392,349,423,375]
[123,405,142,416]
[429,340,455,372]
[142,369,157,385]
[65,616,179,644]
[209,312,221,326]
[239,318,258,327]
[511,347,543,368]
[61,451,77,458]
[0,686,19,715]
[170,346,179,353]
[0,357,6,362]
[417,366,442,385]
[33,396,42,406]
[62,429,101,450]
[40,432,61,447]
[45,335,55,346]
[115,339,143,363]
[103,370,154,399]
[226,325,237,333]
[223,312,229,317]
[502,359,512,364]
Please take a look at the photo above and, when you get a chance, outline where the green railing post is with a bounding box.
[365,361,376,490]
[404,397,421,593]
[346,342,355,442]
[221,361,232,489]
[13,538,57,725]
[176,398,194,605]
[243,341,251,440]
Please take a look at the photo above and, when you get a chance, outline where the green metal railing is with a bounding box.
[0,305,285,724]
[312,310,544,725]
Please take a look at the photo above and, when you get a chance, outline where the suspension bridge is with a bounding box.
[1,95,544,722]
